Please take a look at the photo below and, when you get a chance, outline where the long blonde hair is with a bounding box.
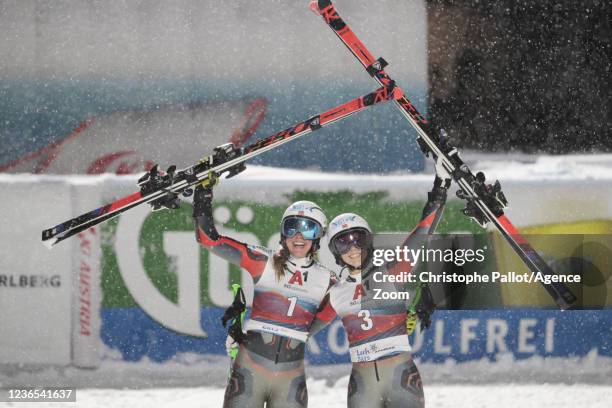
[273,246,291,281]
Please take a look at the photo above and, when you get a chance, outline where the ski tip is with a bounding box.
[309,0,321,14]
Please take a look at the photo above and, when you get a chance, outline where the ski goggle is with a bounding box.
[331,229,371,255]
[281,216,324,240]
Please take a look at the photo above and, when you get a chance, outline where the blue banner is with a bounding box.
[101,308,612,365]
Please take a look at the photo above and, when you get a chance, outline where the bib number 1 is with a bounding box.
[287,297,298,317]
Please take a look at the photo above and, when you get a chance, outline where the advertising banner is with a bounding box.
[0,174,610,367]
[98,181,611,365]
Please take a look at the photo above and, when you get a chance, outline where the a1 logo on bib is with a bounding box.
[353,283,366,300]
[288,270,304,286]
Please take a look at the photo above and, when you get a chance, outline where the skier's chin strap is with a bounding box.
[336,246,373,275]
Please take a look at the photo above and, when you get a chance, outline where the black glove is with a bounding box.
[429,176,450,205]
[221,296,246,328]
[221,286,247,344]
[415,283,436,331]
[192,172,219,217]
[137,165,181,211]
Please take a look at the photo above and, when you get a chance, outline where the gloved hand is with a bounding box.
[137,164,181,211]
[226,334,240,360]
[429,156,452,205]
[193,172,219,217]
[406,312,418,335]
[221,283,246,349]
[415,283,435,331]
[200,171,220,190]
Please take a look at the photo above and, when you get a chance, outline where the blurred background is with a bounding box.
[427,0,610,153]
[0,0,428,174]
[0,0,609,176]
[0,0,610,406]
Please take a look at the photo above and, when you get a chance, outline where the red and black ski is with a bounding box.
[311,0,577,309]
[42,84,401,248]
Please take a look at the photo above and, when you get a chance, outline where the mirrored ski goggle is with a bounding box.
[281,216,324,240]
[331,229,371,255]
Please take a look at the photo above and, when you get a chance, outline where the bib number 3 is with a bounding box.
[358,310,373,330]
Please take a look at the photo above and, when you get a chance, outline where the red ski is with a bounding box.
[42,84,401,248]
[311,0,577,309]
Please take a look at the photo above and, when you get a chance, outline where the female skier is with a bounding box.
[192,174,334,408]
[309,166,450,408]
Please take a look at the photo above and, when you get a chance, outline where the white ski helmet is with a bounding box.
[328,213,373,267]
[328,213,371,242]
[281,200,328,238]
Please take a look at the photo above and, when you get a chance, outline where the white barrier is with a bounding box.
[0,180,73,364]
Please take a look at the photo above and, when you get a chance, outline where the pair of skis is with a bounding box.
[41,1,576,309]
[41,84,400,247]
[310,0,577,309]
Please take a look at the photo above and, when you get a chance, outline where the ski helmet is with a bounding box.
[328,213,373,268]
[280,200,327,252]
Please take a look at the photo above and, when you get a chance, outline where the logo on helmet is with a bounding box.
[332,215,356,229]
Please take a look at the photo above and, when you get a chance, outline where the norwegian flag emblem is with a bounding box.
[298,211,304,215]
[342,223,348,228]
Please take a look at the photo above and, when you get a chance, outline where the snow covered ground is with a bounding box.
[2,349,610,408]
[2,353,611,407]
[4,382,612,408]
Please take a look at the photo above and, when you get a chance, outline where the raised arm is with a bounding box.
[193,175,268,282]
[402,160,451,333]
[387,159,450,276]
[403,174,449,247]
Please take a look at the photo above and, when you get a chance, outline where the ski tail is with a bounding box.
[311,0,577,309]
[41,191,144,248]
[42,85,398,248]
[496,215,578,308]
